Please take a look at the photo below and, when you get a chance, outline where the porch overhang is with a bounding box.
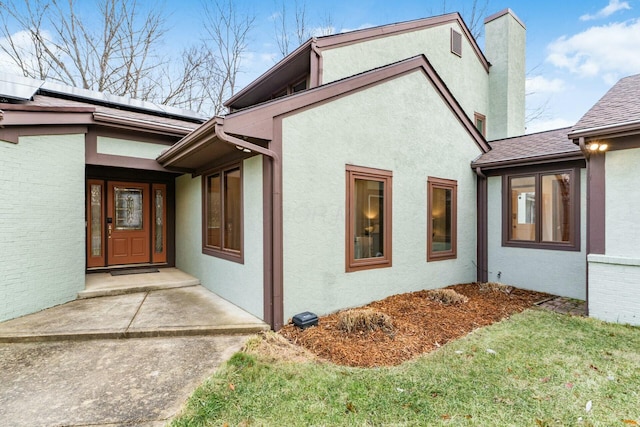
[156,116,274,175]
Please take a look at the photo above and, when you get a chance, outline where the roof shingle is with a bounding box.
[572,73,640,133]
[472,127,580,168]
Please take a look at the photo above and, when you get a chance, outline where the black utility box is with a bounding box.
[292,311,318,329]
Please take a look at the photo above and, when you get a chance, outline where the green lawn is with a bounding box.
[172,309,640,426]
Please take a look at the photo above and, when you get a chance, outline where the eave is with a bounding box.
[224,12,490,111]
[568,120,640,141]
[471,151,585,172]
[160,54,490,174]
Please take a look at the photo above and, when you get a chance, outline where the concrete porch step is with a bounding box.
[0,285,269,343]
[80,267,200,298]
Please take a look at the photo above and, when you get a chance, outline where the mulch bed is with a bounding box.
[279,283,549,368]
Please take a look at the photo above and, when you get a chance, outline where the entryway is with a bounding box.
[86,178,168,268]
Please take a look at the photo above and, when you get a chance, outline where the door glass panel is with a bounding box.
[114,187,143,230]
[90,184,102,256]
[154,188,164,253]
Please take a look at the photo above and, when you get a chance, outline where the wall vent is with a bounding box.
[451,28,462,57]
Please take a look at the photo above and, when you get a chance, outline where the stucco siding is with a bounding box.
[485,172,587,299]
[588,255,640,326]
[320,22,489,131]
[174,155,264,319]
[0,134,85,322]
[97,136,169,160]
[280,70,481,320]
[484,12,526,139]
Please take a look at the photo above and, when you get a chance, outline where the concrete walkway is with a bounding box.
[0,273,269,426]
[0,285,269,342]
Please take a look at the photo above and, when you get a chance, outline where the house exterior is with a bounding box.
[0,74,206,322]
[1,8,638,329]
[567,74,640,326]
[157,9,525,330]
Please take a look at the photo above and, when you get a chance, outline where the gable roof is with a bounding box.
[472,127,582,170]
[224,12,489,111]
[159,54,489,173]
[569,73,640,139]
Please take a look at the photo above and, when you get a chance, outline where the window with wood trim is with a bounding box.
[503,168,580,251]
[428,177,457,261]
[203,164,243,262]
[272,76,309,99]
[346,165,392,272]
[451,28,462,57]
[474,112,486,136]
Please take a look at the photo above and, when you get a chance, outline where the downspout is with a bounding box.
[578,136,590,316]
[475,166,488,283]
[214,122,283,330]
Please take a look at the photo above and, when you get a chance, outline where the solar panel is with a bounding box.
[0,73,43,101]
[0,72,207,122]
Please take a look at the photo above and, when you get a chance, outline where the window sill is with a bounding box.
[346,258,391,273]
[202,246,244,263]
[502,240,580,252]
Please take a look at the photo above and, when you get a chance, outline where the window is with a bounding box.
[451,28,462,57]
[474,112,486,136]
[346,165,392,272]
[203,164,243,262]
[504,168,580,251]
[428,177,457,261]
[272,76,308,99]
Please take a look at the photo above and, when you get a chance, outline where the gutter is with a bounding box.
[93,112,196,137]
[569,119,640,140]
[214,121,278,161]
[471,152,584,171]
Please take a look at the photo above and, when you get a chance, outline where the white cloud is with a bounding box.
[526,75,565,94]
[580,0,631,21]
[0,30,35,74]
[339,23,375,34]
[546,19,640,83]
[309,26,335,37]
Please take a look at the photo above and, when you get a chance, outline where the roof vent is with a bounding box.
[451,28,462,57]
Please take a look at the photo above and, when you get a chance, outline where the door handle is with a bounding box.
[108,224,112,239]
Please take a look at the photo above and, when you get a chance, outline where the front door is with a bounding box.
[107,182,150,265]
[86,180,167,268]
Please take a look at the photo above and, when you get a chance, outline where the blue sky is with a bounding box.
[167,0,640,134]
[2,0,639,134]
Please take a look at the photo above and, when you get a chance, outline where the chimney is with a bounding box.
[484,9,526,140]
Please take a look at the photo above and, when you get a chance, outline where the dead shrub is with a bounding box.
[337,308,394,334]
[479,282,514,295]
[427,288,469,305]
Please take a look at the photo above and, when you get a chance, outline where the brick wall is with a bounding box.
[0,134,85,322]
[588,255,640,326]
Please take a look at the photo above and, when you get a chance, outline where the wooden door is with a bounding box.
[107,182,151,265]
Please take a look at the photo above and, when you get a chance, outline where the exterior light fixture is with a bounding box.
[587,142,609,152]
